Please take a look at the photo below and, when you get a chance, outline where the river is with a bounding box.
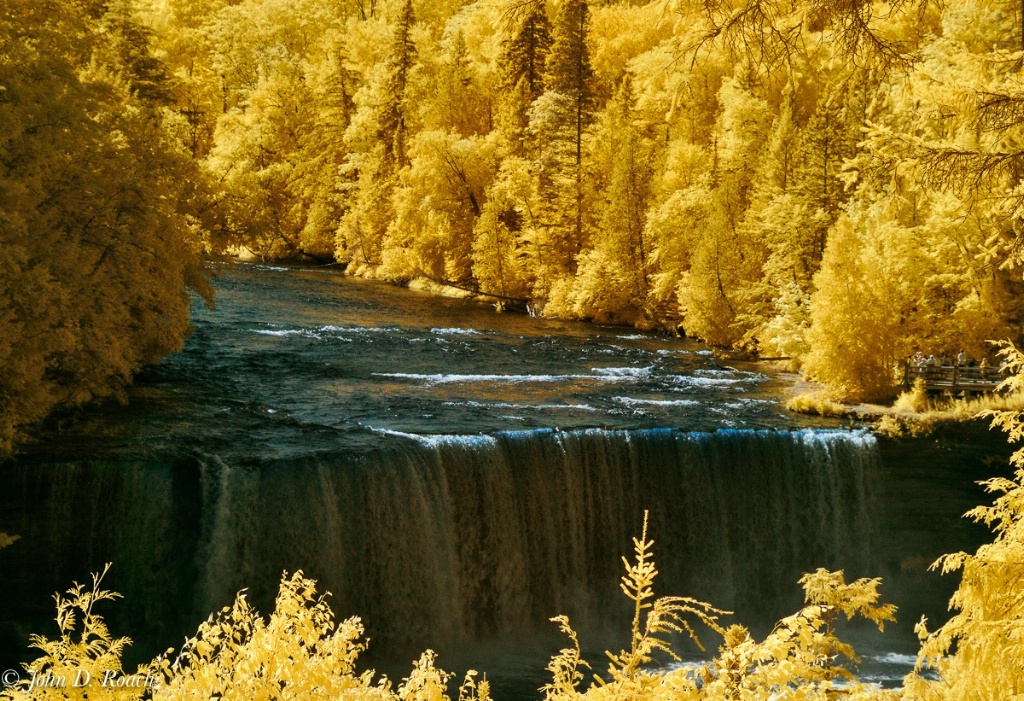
[0,263,1010,696]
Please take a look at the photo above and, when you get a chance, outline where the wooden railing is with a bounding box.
[903,361,1010,395]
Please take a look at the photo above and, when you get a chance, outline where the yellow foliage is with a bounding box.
[873,414,936,439]
[786,393,849,418]
[804,208,914,402]
[1,564,157,701]
[1,570,488,701]
[902,341,1024,699]
[0,0,210,458]
[539,513,896,701]
[892,380,930,414]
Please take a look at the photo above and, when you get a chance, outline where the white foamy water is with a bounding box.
[251,328,321,338]
[670,375,744,387]
[592,366,655,379]
[866,653,919,666]
[375,372,595,384]
[431,327,481,336]
[444,401,600,412]
[720,399,775,409]
[376,370,662,385]
[367,427,498,449]
[320,324,391,334]
[613,397,700,407]
[669,371,767,389]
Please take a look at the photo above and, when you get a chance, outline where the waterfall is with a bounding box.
[0,428,877,660]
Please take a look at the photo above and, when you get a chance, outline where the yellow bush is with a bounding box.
[0,569,487,701]
[0,564,157,701]
[541,514,896,701]
[785,392,850,417]
[893,379,930,414]
[874,414,936,439]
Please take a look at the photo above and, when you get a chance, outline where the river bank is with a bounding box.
[779,372,1024,439]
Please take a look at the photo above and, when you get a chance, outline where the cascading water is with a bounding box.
[197,427,877,644]
[0,264,1009,694]
[2,428,876,657]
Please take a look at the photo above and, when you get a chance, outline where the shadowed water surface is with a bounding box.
[66,263,808,459]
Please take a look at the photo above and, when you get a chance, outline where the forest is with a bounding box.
[136,0,1024,404]
[3,0,1024,696]
[132,0,1024,399]
[6,0,1024,456]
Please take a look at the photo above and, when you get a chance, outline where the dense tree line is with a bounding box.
[0,0,210,456]
[132,0,1024,401]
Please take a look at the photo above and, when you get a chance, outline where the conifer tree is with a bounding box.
[291,37,361,259]
[527,0,595,299]
[471,156,537,300]
[336,0,419,268]
[380,0,417,170]
[565,76,657,324]
[497,0,552,150]
[545,0,593,169]
[101,0,174,105]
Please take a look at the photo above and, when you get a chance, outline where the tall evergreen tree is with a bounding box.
[526,0,595,296]
[101,0,174,105]
[564,76,658,324]
[497,0,551,149]
[379,0,417,170]
[545,0,593,169]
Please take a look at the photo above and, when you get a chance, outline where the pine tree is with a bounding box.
[791,81,863,265]
[545,0,593,170]
[497,0,552,149]
[379,0,417,170]
[101,0,174,105]
[566,76,658,324]
[526,0,595,298]
[471,156,537,300]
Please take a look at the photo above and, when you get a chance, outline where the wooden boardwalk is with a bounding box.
[903,362,1010,395]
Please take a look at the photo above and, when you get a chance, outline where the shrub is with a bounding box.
[786,392,850,417]
[893,379,930,414]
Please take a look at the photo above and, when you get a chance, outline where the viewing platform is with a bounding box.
[903,361,1010,395]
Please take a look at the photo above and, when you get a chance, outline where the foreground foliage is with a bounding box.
[3,454,1024,700]
[542,515,897,701]
[0,568,489,701]
[1,513,902,701]
[901,344,1024,699]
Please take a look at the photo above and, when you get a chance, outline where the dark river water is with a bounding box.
[0,263,1011,696]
